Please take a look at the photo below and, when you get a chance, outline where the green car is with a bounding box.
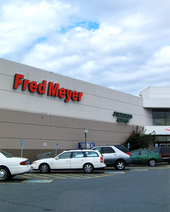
[130,149,163,166]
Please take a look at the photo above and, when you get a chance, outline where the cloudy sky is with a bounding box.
[0,0,170,96]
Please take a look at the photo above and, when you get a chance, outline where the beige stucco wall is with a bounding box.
[0,58,152,161]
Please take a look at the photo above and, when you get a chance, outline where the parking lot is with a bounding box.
[1,164,170,212]
[1,163,169,184]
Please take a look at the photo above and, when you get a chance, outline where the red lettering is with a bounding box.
[48,82,59,96]
[78,92,83,101]
[22,79,30,90]
[13,74,24,89]
[28,81,37,93]
[37,80,47,94]
[65,89,72,102]
[59,88,66,98]
[13,74,83,102]
[71,91,78,101]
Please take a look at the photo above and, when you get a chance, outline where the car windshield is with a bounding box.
[0,150,13,158]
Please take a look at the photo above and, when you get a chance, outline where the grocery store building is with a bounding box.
[0,58,170,161]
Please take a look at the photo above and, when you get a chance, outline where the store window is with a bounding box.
[166,110,170,125]
[153,109,170,126]
[154,135,170,146]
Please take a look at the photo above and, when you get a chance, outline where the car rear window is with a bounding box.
[131,150,140,156]
[151,148,159,154]
[114,145,129,153]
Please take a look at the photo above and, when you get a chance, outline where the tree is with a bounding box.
[121,126,155,151]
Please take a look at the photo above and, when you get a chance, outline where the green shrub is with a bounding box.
[122,126,155,151]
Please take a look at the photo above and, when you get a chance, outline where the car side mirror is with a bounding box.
[55,156,59,160]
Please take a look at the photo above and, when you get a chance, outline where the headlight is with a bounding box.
[33,162,37,164]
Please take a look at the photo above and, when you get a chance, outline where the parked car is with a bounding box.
[31,150,106,174]
[92,145,131,170]
[130,149,163,166]
[151,147,170,163]
[0,150,31,181]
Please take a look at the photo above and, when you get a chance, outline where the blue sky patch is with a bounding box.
[75,21,100,30]
[37,37,46,42]
[58,21,100,34]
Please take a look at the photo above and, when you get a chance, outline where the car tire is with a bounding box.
[0,167,10,181]
[83,163,93,173]
[115,160,125,170]
[148,159,156,167]
[39,163,50,173]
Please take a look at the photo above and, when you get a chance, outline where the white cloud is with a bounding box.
[0,0,170,96]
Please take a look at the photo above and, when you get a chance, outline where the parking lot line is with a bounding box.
[23,180,53,183]
[53,174,68,179]
[155,166,170,169]
[105,171,125,174]
[130,169,148,171]
[28,174,50,179]
[53,174,82,179]
[20,174,32,178]
[68,174,87,179]
[85,174,108,178]
[75,174,95,179]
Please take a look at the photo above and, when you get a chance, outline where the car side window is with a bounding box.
[58,152,71,159]
[102,147,115,154]
[131,151,140,156]
[141,150,149,155]
[72,152,84,158]
[93,147,102,153]
[85,151,98,157]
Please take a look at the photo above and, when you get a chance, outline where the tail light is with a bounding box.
[20,160,28,165]
[126,152,131,156]
[159,154,162,157]
[100,157,104,163]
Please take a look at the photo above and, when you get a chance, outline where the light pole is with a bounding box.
[83,128,88,149]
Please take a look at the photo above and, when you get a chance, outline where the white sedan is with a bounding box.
[0,150,31,181]
[31,150,106,174]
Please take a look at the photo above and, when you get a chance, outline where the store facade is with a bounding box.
[140,87,170,147]
[0,58,169,161]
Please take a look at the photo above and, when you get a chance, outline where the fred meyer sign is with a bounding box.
[13,74,83,103]
[113,111,133,123]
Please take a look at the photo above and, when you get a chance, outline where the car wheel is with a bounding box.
[39,163,50,173]
[148,159,156,167]
[0,167,10,181]
[115,160,125,170]
[83,163,93,173]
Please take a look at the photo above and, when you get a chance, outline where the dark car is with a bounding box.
[151,147,170,163]
[130,149,163,166]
